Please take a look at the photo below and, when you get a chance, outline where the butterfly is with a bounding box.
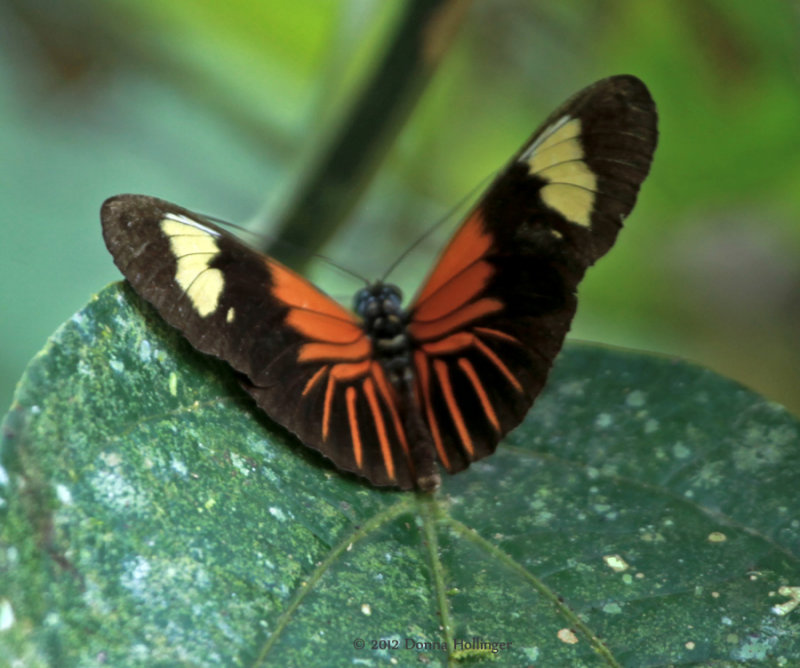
[101,74,658,491]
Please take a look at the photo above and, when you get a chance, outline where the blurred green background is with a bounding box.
[1,0,799,418]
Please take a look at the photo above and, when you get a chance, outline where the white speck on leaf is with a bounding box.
[595,413,613,428]
[269,506,287,522]
[0,599,14,631]
[771,586,800,616]
[673,442,691,459]
[171,458,188,476]
[626,390,646,407]
[603,554,630,572]
[55,484,72,505]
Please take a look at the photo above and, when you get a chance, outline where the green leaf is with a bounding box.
[2,283,799,667]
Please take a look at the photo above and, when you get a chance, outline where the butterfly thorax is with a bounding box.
[354,282,411,384]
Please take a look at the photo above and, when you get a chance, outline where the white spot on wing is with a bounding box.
[520,116,597,227]
[160,215,224,317]
[521,115,571,160]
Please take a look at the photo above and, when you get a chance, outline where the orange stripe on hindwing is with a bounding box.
[302,366,328,396]
[345,386,363,468]
[414,351,450,470]
[321,362,373,439]
[362,377,395,482]
[322,373,336,440]
[418,332,523,394]
[473,337,523,392]
[297,338,370,363]
[458,358,500,432]
[433,359,474,457]
[371,362,409,456]
[473,326,522,346]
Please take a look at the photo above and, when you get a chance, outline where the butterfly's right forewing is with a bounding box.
[407,75,659,474]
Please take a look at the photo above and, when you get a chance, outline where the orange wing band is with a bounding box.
[414,351,450,470]
[363,377,395,482]
[473,326,522,346]
[298,338,371,363]
[285,308,364,343]
[346,386,363,468]
[414,211,492,307]
[302,365,328,396]
[458,357,500,432]
[371,362,409,456]
[267,258,358,321]
[408,297,503,342]
[473,337,523,392]
[420,332,474,355]
[433,359,474,457]
[322,373,336,440]
[330,360,372,381]
[412,261,494,323]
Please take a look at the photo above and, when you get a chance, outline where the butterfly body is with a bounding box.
[354,282,411,380]
[102,75,658,491]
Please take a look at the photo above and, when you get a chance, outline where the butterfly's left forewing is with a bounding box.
[102,195,417,488]
[407,75,658,474]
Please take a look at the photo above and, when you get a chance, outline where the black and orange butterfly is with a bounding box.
[102,75,657,491]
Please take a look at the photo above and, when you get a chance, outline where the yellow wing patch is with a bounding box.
[160,214,225,317]
[521,116,597,227]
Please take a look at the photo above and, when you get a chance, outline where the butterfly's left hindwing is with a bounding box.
[101,195,417,489]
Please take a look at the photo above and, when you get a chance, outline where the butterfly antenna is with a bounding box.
[311,253,370,286]
[203,215,263,239]
[202,213,369,286]
[381,170,498,283]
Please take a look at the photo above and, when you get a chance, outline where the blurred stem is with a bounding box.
[265,0,471,267]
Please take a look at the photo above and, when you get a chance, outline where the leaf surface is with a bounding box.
[1,284,799,666]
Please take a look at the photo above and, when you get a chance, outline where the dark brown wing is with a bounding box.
[406,75,658,474]
[101,195,417,488]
